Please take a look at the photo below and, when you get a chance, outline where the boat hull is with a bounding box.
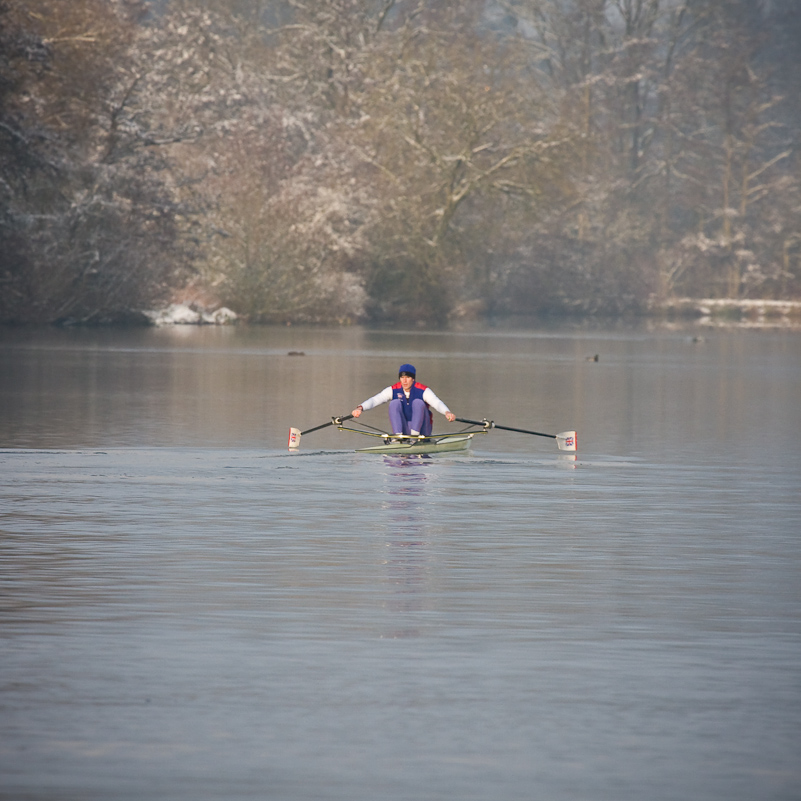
[355,433,473,455]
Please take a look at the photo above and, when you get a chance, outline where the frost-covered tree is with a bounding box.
[487,0,800,310]
[0,0,188,323]
[654,0,795,299]
[2,0,797,326]
[249,1,580,322]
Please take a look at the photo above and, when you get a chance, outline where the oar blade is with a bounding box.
[555,431,577,452]
[288,427,301,449]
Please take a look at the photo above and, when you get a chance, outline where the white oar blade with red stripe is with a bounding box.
[555,431,577,451]
[288,427,301,449]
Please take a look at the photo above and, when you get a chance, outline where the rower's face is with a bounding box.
[399,375,414,390]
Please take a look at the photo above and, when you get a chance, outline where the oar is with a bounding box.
[288,415,353,449]
[455,417,577,452]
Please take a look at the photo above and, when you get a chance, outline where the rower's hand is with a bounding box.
[446,412,455,423]
[352,407,362,418]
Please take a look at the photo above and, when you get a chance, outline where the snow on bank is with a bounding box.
[653,298,801,328]
[145,303,238,326]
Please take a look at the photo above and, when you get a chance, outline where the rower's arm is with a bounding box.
[422,387,451,416]
[358,386,393,412]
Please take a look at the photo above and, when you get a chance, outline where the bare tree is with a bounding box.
[0,0,189,324]
[3,0,797,326]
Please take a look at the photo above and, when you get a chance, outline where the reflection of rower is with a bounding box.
[351,364,456,437]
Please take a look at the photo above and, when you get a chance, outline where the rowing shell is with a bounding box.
[355,433,474,455]
[288,417,575,453]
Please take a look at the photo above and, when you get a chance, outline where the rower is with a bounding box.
[351,363,456,437]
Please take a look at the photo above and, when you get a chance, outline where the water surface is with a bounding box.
[1,324,799,800]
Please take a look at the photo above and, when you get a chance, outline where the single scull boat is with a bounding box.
[288,417,577,454]
[354,432,474,455]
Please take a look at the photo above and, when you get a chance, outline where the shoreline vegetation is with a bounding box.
[3,301,801,331]
[651,298,801,328]
[131,297,801,330]
[2,2,799,329]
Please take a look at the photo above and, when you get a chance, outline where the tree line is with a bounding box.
[1,0,799,325]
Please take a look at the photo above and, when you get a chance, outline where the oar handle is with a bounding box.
[455,417,556,439]
[455,417,493,430]
[300,414,354,436]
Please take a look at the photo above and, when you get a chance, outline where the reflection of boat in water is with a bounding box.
[355,433,473,455]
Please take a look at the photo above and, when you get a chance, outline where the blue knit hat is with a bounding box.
[398,363,416,377]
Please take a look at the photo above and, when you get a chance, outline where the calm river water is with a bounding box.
[1,323,799,801]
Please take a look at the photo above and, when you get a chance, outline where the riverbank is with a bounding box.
[649,298,801,329]
[141,297,801,331]
[144,303,238,326]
